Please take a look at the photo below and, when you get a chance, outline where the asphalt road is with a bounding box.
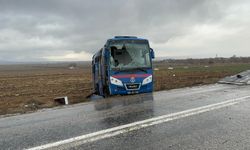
[1,84,250,150]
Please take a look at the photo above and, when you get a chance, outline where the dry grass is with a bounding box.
[153,63,250,91]
[0,62,250,115]
[0,63,92,115]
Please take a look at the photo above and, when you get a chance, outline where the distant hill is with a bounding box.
[0,61,91,65]
[156,57,250,65]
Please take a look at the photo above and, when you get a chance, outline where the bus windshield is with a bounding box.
[109,40,151,70]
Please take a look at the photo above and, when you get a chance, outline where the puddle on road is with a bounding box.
[89,93,154,112]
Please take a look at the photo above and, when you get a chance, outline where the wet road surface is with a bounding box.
[1,84,250,150]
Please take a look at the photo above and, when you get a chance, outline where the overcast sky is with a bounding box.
[0,0,250,62]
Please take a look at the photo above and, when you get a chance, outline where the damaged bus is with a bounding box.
[92,36,155,97]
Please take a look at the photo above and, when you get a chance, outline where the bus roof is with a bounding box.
[108,36,148,41]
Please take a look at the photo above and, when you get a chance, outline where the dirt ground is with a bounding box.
[1,62,250,115]
[0,63,92,115]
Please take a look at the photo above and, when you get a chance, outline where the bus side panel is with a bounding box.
[94,62,99,94]
[98,59,104,96]
[101,48,111,96]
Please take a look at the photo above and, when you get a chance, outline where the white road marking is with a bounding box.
[26,95,250,150]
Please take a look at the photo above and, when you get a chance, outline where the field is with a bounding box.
[1,61,250,115]
[153,62,250,90]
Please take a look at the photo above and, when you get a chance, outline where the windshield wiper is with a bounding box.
[126,67,148,73]
[134,68,148,73]
[112,67,148,73]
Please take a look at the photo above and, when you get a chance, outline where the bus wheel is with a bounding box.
[103,86,110,98]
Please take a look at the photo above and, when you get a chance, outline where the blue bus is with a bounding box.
[92,36,155,97]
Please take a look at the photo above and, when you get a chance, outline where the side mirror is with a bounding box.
[150,48,155,59]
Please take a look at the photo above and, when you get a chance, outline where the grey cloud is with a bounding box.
[0,0,249,61]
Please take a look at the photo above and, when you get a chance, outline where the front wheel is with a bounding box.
[103,86,110,98]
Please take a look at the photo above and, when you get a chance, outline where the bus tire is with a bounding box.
[103,86,110,98]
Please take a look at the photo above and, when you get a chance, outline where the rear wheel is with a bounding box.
[94,83,100,95]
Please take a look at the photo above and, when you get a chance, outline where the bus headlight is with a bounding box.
[110,76,123,86]
[142,75,152,85]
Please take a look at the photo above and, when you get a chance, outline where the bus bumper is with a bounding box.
[109,83,153,95]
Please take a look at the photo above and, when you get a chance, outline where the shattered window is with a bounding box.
[109,40,151,70]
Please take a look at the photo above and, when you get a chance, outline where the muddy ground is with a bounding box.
[0,62,250,115]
